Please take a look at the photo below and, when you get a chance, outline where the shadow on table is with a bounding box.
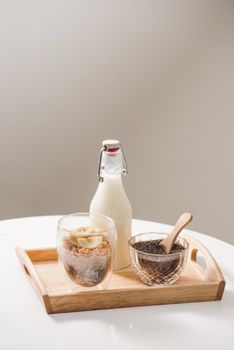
[50,289,234,340]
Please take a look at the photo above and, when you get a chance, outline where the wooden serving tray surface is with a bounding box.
[16,235,225,314]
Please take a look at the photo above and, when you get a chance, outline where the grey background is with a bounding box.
[0,0,234,244]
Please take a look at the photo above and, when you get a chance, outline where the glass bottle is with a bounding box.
[90,140,132,270]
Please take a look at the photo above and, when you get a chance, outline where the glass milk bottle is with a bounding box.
[90,140,132,270]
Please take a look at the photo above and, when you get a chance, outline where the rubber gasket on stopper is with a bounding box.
[102,139,120,152]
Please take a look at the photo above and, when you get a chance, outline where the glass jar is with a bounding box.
[129,232,189,286]
[57,212,116,289]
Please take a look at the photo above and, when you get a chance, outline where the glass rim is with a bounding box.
[128,232,189,257]
[57,212,115,233]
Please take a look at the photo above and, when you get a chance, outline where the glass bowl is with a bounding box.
[128,232,189,286]
[57,212,116,288]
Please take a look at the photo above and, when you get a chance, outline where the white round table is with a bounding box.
[0,216,233,350]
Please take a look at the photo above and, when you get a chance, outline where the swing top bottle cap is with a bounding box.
[102,140,120,152]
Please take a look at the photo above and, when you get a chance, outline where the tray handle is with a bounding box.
[15,247,52,312]
[187,235,225,284]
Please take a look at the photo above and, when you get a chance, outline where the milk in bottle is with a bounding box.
[90,140,132,270]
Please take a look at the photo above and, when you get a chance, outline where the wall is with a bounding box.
[0,0,234,244]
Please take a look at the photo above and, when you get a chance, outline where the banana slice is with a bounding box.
[74,231,93,238]
[73,226,102,238]
[77,236,102,249]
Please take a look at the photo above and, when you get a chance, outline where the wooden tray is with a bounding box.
[15,235,225,314]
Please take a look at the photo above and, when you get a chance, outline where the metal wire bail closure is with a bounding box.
[120,143,128,176]
[98,146,106,182]
[97,143,128,182]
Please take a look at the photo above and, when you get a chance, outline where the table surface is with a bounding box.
[0,216,233,350]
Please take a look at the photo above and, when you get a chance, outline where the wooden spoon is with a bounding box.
[160,212,193,253]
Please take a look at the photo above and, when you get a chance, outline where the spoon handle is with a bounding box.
[160,213,193,253]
